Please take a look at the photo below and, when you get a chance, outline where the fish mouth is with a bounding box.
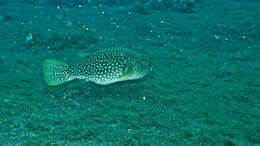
[149,65,153,72]
[146,62,153,73]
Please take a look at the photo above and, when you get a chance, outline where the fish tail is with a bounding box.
[43,59,74,86]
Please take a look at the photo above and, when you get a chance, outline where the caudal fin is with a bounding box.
[43,59,73,86]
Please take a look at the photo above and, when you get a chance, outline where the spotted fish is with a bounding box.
[43,47,152,86]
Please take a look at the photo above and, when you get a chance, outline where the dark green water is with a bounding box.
[0,0,259,145]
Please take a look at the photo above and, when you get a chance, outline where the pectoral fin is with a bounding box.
[118,62,135,80]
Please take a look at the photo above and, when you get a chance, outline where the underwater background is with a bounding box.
[0,0,260,145]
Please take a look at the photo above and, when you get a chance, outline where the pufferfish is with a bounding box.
[43,47,152,86]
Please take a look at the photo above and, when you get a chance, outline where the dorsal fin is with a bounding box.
[77,51,91,58]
